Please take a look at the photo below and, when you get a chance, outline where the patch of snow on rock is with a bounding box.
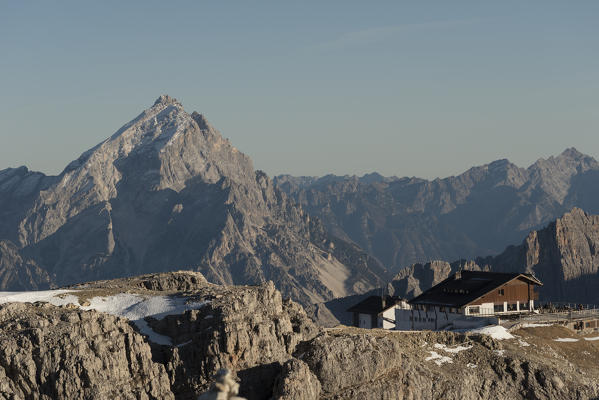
[433,343,472,353]
[0,290,79,307]
[0,290,210,346]
[425,351,453,366]
[553,338,579,342]
[467,363,477,369]
[521,323,552,328]
[80,293,209,345]
[469,325,514,340]
[584,336,599,341]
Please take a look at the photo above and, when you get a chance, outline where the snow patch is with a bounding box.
[493,349,506,356]
[521,323,552,328]
[553,338,580,342]
[0,290,79,307]
[433,343,472,353]
[425,351,453,366]
[80,293,209,345]
[467,363,477,369]
[469,325,514,340]
[0,290,209,346]
[584,336,599,341]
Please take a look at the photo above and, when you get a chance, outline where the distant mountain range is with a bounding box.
[0,96,386,307]
[275,148,599,273]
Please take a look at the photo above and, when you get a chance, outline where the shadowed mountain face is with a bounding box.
[0,96,387,306]
[275,148,599,273]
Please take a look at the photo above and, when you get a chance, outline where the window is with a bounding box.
[494,304,504,313]
[498,289,505,296]
[469,306,480,314]
[507,303,517,311]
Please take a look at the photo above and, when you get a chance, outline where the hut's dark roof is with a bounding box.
[347,295,401,314]
[408,270,542,308]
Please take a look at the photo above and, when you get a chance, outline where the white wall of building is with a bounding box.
[396,305,464,331]
[378,307,396,329]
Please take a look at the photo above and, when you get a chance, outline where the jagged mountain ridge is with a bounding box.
[275,148,599,272]
[0,95,387,306]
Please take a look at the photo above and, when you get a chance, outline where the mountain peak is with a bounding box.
[153,94,181,107]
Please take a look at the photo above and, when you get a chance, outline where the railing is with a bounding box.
[513,308,599,325]
[536,302,599,313]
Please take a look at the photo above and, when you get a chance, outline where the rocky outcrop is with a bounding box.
[149,280,318,399]
[0,302,173,399]
[0,96,387,308]
[287,328,599,399]
[271,358,321,400]
[276,148,599,273]
[0,271,319,400]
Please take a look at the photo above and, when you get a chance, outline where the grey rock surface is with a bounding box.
[271,358,321,400]
[292,327,599,400]
[150,279,319,399]
[0,302,173,400]
[275,148,599,273]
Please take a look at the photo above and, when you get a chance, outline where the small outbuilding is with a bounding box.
[347,295,410,329]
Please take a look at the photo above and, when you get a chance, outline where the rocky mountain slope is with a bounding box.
[1,271,598,399]
[0,95,387,306]
[275,148,599,272]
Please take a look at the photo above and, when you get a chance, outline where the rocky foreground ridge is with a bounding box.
[1,271,599,399]
[0,95,387,307]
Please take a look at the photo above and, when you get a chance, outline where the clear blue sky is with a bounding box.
[1,1,598,179]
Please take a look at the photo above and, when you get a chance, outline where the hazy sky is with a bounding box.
[1,1,598,179]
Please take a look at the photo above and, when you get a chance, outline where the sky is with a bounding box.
[1,1,598,179]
